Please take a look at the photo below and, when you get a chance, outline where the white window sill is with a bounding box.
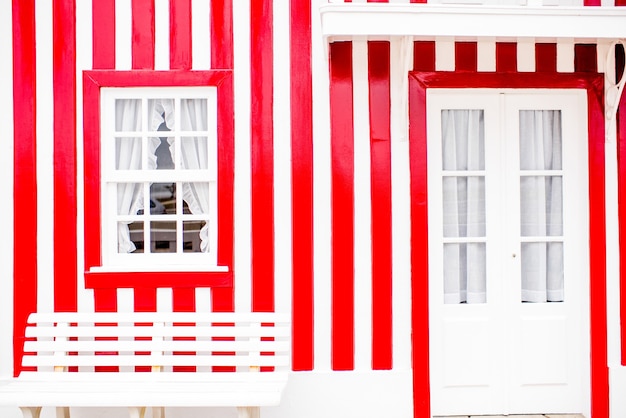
[89,265,229,274]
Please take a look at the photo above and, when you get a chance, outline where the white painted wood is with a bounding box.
[273,0,293,318]
[115,0,132,70]
[477,38,496,72]
[311,0,333,373]
[319,4,626,41]
[516,38,535,72]
[0,0,14,381]
[233,0,253,313]
[556,39,575,73]
[238,406,260,418]
[154,0,169,70]
[352,39,373,372]
[35,0,55,316]
[428,90,589,416]
[435,37,455,71]
[19,407,41,418]
[192,0,212,70]
[55,407,69,418]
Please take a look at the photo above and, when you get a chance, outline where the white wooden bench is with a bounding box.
[0,311,290,418]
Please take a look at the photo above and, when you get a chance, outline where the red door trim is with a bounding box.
[408,71,607,418]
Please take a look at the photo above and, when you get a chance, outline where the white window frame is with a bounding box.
[96,86,225,272]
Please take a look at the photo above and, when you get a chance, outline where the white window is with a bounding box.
[98,87,223,271]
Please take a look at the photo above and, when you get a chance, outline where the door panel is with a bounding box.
[427,90,589,417]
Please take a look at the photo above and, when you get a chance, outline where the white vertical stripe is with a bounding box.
[115,0,132,70]
[597,41,611,75]
[435,38,455,71]
[312,0,333,372]
[517,38,535,72]
[556,39,575,73]
[76,0,94,313]
[273,0,292,316]
[195,288,212,312]
[477,38,496,72]
[390,38,413,371]
[157,288,173,311]
[192,0,212,70]
[154,0,170,70]
[117,288,135,312]
[0,0,14,379]
[36,0,55,314]
[352,40,372,371]
[233,0,252,313]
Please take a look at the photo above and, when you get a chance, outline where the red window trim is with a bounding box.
[408,71,607,418]
[82,70,234,289]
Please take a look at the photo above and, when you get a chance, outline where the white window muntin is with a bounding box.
[98,86,222,271]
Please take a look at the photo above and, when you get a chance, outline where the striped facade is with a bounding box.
[1,1,626,417]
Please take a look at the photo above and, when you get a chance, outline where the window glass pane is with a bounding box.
[183,220,206,253]
[521,242,564,303]
[117,183,144,216]
[148,99,175,132]
[125,221,144,253]
[443,243,486,304]
[116,137,142,170]
[519,110,562,171]
[181,137,208,170]
[443,177,485,237]
[115,99,142,132]
[520,176,563,237]
[441,109,484,171]
[151,221,176,253]
[181,182,210,216]
[180,99,208,131]
[150,137,175,170]
[150,183,175,214]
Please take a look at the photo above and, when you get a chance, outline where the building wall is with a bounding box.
[1,1,626,418]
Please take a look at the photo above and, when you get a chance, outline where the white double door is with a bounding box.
[427,90,590,416]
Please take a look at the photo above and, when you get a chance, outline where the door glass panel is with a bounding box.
[441,109,486,304]
[519,110,564,302]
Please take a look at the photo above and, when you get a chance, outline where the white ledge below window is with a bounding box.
[320,4,626,42]
[89,265,230,274]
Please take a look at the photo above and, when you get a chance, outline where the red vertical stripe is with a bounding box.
[12,0,38,377]
[210,0,235,313]
[535,43,557,73]
[496,42,517,72]
[330,42,355,371]
[575,44,598,73]
[92,0,115,69]
[170,0,192,70]
[617,0,626,5]
[408,74,431,418]
[290,0,314,371]
[413,41,435,72]
[132,0,155,70]
[367,41,393,370]
[53,0,78,313]
[584,0,601,5]
[250,0,275,313]
[618,43,626,366]
[455,42,477,72]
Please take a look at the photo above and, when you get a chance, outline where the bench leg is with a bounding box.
[128,407,146,418]
[19,407,42,418]
[56,407,70,418]
[237,406,260,418]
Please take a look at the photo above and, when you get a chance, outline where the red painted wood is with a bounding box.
[85,271,233,288]
[455,42,477,72]
[575,44,598,73]
[82,70,234,294]
[618,44,626,366]
[94,288,118,312]
[413,41,435,72]
[53,0,78,313]
[170,0,192,70]
[408,74,431,418]
[408,71,607,418]
[617,0,626,5]
[410,0,428,3]
[535,43,557,73]
[329,41,355,371]
[290,0,314,371]
[210,0,235,314]
[584,0,601,5]
[496,42,517,73]
[368,41,393,370]
[250,0,275,313]
[131,0,155,69]
[12,0,38,377]
[92,0,115,69]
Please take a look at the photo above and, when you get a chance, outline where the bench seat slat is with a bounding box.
[22,354,289,368]
[26,325,290,339]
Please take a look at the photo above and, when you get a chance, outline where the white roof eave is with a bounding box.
[320,3,626,42]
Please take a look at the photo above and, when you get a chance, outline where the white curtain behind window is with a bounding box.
[519,110,563,302]
[441,110,486,304]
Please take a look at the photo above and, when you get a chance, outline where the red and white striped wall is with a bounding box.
[2,1,626,418]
